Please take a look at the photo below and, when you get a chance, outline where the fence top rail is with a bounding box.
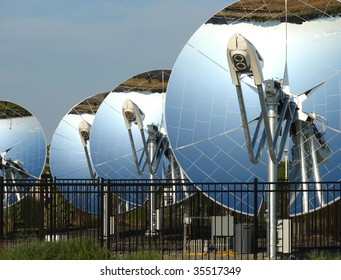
[0,176,340,189]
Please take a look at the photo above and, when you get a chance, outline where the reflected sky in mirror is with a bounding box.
[90,70,169,180]
[50,92,109,178]
[90,91,165,179]
[50,92,108,213]
[90,70,171,206]
[165,0,341,214]
[0,100,46,206]
[50,113,95,177]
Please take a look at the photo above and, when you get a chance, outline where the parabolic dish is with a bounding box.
[90,70,170,179]
[0,100,46,207]
[165,0,341,215]
[90,70,191,207]
[50,92,109,213]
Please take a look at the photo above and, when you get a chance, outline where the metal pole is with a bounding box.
[284,149,288,180]
[297,121,309,214]
[147,125,157,237]
[183,215,188,256]
[309,128,324,207]
[170,153,177,204]
[266,80,278,260]
[83,145,95,180]
[103,180,111,241]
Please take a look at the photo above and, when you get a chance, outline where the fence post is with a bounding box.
[50,177,57,241]
[99,178,104,247]
[38,177,44,240]
[106,179,112,250]
[38,175,48,240]
[253,177,258,260]
[0,177,3,241]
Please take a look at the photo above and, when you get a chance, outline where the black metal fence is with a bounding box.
[0,177,340,259]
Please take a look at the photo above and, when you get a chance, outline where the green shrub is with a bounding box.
[0,238,164,260]
[307,250,341,260]
[0,237,111,260]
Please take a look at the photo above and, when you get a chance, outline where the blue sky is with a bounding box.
[0,0,228,143]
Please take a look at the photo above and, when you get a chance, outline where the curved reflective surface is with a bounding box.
[90,70,191,207]
[50,92,109,213]
[165,0,341,215]
[91,70,169,179]
[0,100,46,207]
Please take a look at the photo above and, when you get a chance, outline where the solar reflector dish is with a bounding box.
[165,0,341,215]
[50,92,108,213]
[0,100,46,207]
[90,70,174,207]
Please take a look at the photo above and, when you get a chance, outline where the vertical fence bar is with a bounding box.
[138,181,143,254]
[38,177,45,240]
[253,178,258,260]
[106,179,112,250]
[96,179,100,245]
[114,180,119,256]
[337,183,340,250]
[99,178,104,247]
[0,177,3,241]
[48,179,53,241]
[53,177,57,240]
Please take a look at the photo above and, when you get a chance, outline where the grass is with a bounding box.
[2,237,339,260]
[306,250,341,260]
[0,237,163,260]
[0,237,110,260]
